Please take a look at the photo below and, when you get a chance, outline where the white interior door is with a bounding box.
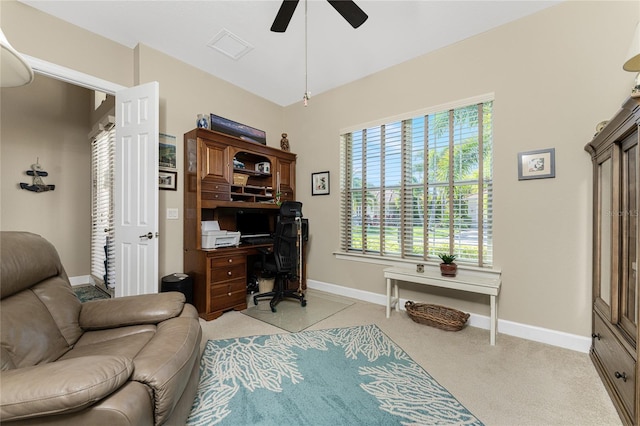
[114,81,159,297]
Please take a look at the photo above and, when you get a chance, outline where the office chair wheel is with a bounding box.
[271,306,276,313]
[301,299,307,307]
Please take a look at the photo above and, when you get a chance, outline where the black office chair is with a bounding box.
[253,201,308,312]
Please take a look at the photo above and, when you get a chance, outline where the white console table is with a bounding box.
[384,266,502,345]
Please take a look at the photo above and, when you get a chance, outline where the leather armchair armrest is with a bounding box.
[79,292,186,330]
[0,355,133,422]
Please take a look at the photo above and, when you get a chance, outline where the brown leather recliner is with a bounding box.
[0,231,202,425]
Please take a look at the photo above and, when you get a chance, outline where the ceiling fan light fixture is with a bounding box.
[270,0,368,106]
[270,0,367,33]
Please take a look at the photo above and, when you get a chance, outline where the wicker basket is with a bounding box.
[405,301,469,331]
[233,173,249,186]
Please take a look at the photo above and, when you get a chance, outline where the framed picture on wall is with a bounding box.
[312,171,330,195]
[517,148,555,180]
[159,170,177,190]
[159,133,177,170]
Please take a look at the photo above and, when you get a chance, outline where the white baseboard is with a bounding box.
[307,279,591,353]
[69,275,91,287]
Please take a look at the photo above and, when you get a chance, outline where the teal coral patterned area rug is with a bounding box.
[187,324,482,425]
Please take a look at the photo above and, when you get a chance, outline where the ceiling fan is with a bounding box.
[271,0,368,33]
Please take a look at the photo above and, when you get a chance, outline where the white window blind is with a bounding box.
[340,100,493,266]
[91,125,115,288]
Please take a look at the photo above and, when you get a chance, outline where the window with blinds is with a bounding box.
[340,100,493,266]
[91,125,115,288]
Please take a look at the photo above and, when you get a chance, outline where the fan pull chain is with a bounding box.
[303,0,311,106]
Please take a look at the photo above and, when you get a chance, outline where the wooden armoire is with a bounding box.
[585,96,640,425]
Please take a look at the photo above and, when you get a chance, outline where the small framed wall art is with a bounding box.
[312,171,330,196]
[159,170,177,190]
[517,148,555,180]
[159,133,177,170]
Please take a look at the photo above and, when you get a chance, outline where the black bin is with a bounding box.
[161,273,193,305]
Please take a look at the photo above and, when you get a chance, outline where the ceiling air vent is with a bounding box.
[207,28,253,61]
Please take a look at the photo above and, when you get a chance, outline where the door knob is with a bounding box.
[139,232,153,240]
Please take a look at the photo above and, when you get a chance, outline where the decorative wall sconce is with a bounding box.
[623,22,640,97]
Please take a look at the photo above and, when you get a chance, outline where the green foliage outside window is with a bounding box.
[341,100,493,267]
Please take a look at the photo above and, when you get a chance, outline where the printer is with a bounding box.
[201,221,240,249]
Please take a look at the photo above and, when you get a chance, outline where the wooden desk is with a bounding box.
[384,267,501,345]
[186,242,306,321]
[185,243,270,321]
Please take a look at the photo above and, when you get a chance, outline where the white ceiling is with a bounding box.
[20,0,560,106]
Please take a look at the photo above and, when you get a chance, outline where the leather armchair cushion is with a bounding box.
[1,284,78,369]
[31,277,83,346]
[0,232,64,300]
[0,355,133,422]
[132,314,202,424]
[58,327,155,362]
[70,324,157,348]
[79,292,186,330]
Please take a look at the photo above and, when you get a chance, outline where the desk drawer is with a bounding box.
[201,191,231,201]
[210,279,246,307]
[211,278,245,296]
[211,263,245,283]
[201,182,230,193]
[593,315,636,417]
[210,290,246,311]
[210,255,245,268]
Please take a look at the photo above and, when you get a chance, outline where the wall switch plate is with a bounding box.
[166,208,179,220]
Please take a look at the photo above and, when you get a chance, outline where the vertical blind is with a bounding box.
[91,125,115,288]
[340,100,493,266]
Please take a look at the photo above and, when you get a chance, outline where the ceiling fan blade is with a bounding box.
[327,0,368,29]
[271,0,300,33]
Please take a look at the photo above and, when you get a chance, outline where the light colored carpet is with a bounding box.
[242,289,353,332]
[199,290,622,426]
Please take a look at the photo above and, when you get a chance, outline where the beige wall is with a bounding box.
[2,0,638,338]
[133,44,284,276]
[283,0,639,336]
[0,76,92,276]
[1,0,284,281]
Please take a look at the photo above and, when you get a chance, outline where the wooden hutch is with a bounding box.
[585,96,640,425]
[183,128,296,320]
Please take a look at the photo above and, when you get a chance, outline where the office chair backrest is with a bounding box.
[279,201,302,218]
[273,216,308,274]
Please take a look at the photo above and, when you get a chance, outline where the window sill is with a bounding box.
[333,251,501,279]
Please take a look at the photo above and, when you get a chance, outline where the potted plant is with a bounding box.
[438,253,457,277]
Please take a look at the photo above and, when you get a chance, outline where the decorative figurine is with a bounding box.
[196,114,209,129]
[280,133,290,151]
